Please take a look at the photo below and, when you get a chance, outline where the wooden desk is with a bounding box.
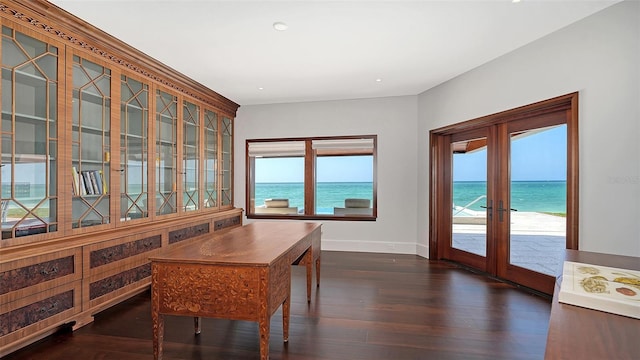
[545,250,640,359]
[150,222,321,360]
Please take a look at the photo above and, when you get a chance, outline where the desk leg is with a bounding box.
[316,255,321,287]
[152,310,164,360]
[194,316,201,334]
[303,250,313,303]
[258,309,270,360]
[283,295,290,343]
[151,264,164,360]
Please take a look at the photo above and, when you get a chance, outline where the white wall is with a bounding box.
[417,1,640,257]
[235,96,420,254]
[235,1,639,258]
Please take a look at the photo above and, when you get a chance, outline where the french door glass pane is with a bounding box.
[451,137,488,257]
[509,125,567,276]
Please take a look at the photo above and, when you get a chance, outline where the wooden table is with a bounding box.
[545,250,640,359]
[150,222,322,360]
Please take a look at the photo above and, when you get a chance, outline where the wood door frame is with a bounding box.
[429,93,579,279]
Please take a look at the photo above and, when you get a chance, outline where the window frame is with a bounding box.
[246,135,377,221]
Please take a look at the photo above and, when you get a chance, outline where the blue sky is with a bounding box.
[454,125,567,182]
[254,125,566,183]
[255,156,373,183]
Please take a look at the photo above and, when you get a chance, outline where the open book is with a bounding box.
[559,261,640,319]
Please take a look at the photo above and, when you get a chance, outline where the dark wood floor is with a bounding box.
[5,251,552,360]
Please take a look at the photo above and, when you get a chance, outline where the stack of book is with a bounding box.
[72,167,107,196]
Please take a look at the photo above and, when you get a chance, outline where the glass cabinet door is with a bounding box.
[155,90,177,215]
[1,27,59,239]
[71,56,111,229]
[204,109,217,209]
[182,101,199,212]
[221,116,232,207]
[120,75,148,221]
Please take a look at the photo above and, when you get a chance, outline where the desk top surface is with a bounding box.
[545,250,640,359]
[150,222,321,266]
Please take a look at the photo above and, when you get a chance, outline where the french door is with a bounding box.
[430,93,578,294]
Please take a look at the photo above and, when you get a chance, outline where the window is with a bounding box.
[246,135,376,220]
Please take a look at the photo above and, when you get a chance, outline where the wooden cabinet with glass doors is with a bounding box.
[0,1,240,356]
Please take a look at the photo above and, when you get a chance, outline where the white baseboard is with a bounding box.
[321,239,418,255]
[416,243,429,258]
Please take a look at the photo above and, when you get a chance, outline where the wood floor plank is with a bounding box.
[4,251,551,359]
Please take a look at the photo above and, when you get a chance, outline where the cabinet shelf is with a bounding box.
[123,102,145,111]
[72,124,108,134]
[72,194,108,199]
[75,89,108,105]
[10,68,50,87]
[73,159,105,165]
[1,111,53,124]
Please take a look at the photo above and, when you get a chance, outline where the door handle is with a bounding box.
[497,201,517,222]
[480,200,493,221]
[497,201,506,222]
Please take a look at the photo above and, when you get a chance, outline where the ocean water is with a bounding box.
[254,181,567,214]
[454,180,566,213]
[255,182,373,213]
[4,181,566,214]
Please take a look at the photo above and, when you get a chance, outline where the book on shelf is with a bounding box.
[99,169,107,194]
[558,261,640,319]
[91,170,104,194]
[78,171,86,195]
[81,171,94,195]
[89,170,100,194]
[71,166,80,196]
[71,168,109,197]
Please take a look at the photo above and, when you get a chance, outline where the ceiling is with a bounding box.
[48,0,618,106]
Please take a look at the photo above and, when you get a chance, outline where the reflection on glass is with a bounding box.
[71,56,111,229]
[221,116,233,206]
[509,125,567,276]
[451,137,488,256]
[1,27,58,239]
[155,90,177,215]
[120,75,148,221]
[204,109,217,208]
[183,101,199,211]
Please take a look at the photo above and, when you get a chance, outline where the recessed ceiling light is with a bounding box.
[375,78,382,83]
[258,87,264,90]
[273,22,288,31]
[512,0,521,3]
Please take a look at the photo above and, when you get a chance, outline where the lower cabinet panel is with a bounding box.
[214,215,241,231]
[85,262,152,310]
[0,208,243,356]
[0,281,81,351]
[0,248,83,305]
